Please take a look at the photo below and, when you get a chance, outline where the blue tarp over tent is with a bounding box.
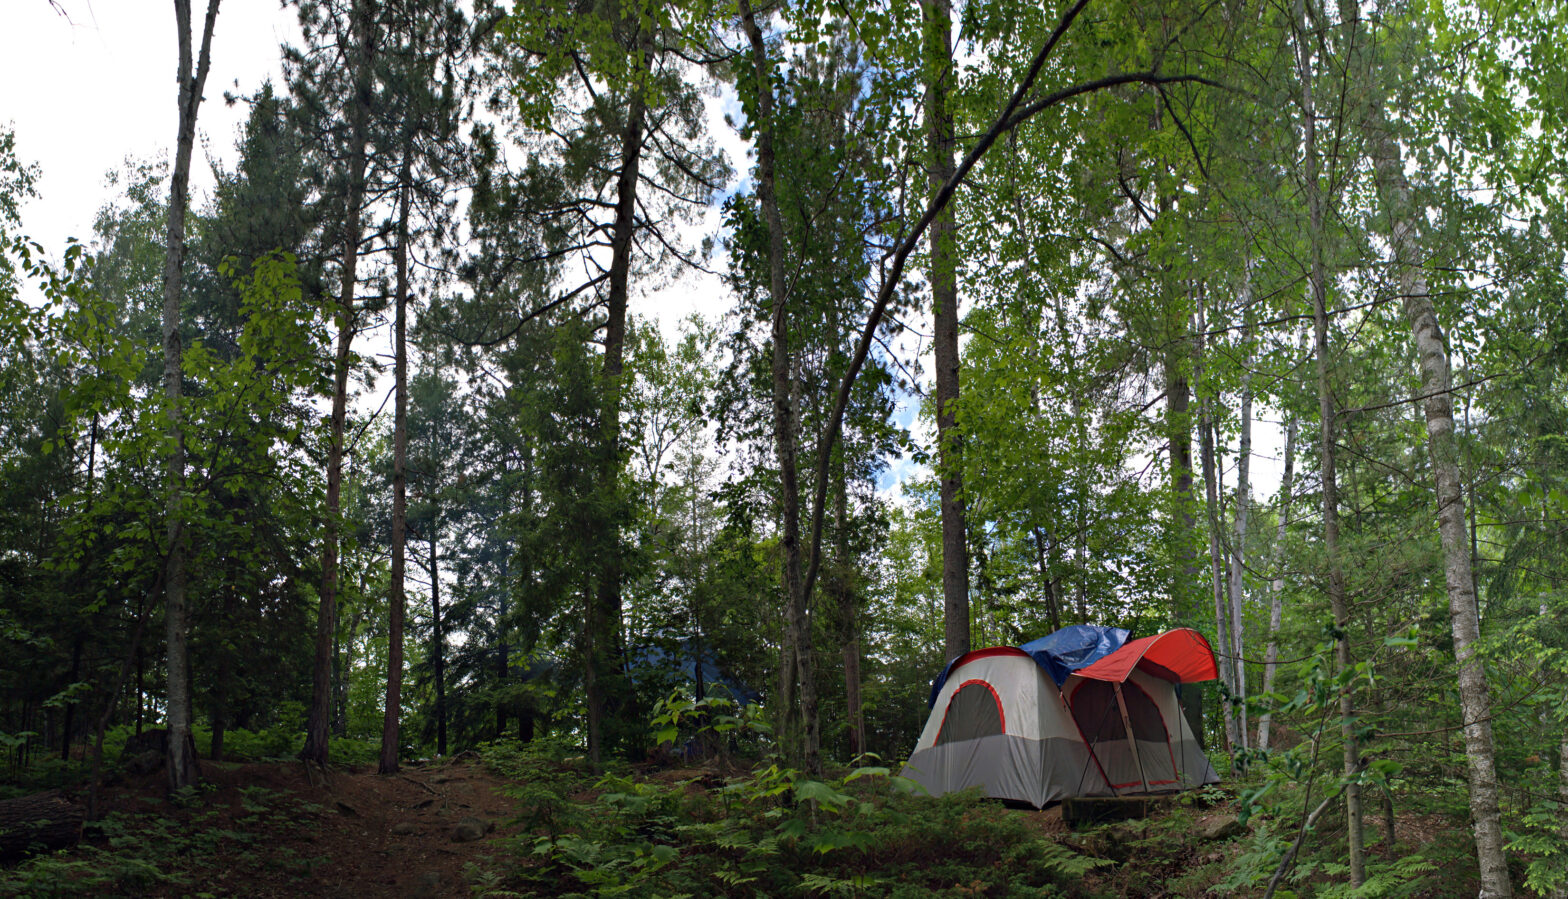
[927,624,1130,708]
[1019,625,1130,687]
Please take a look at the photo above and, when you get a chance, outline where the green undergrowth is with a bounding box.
[0,782,329,897]
[482,742,1109,897]
[478,696,1117,898]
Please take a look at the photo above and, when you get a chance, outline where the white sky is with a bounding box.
[3,1,299,251]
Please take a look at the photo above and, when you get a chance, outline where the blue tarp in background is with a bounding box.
[628,639,762,705]
[927,624,1130,708]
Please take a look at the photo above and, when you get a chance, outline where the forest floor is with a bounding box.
[4,755,522,897]
[1,745,1488,898]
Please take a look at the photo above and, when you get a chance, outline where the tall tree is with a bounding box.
[378,0,467,776]
[738,0,816,774]
[920,0,968,664]
[161,0,221,793]
[1257,386,1300,752]
[382,147,414,774]
[1291,0,1364,878]
[1361,41,1513,899]
[296,0,377,767]
[493,0,727,764]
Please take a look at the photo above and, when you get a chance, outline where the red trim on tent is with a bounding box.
[950,646,1032,670]
[935,679,1005,743]
[1074,628,1218,684]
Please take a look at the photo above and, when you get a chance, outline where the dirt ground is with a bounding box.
[90,755,522,897]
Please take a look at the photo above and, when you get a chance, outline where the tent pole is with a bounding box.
[1113,683,1150,793]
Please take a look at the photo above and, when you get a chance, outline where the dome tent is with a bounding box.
[900,626,1220,808]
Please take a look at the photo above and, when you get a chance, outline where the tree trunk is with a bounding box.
[430,527,446,757]
[741,0,818,775]
[1167,346,1204,744]
[833,458,864,760]
[60,638,82,762]
[162,0,219,794]
[380,155,413,777]
[1032,528,1064,633]
[304,0,373,767]
[1257,407,1299,752]
[1200,382,1239,755]
[1557,718,1568,899]
[921,0,968,664]
[0,792,84,861]
[210,583,239,761]
[1290,1,1364,881]
[496,463,512,740]
[1228,302,1254,754]
[88,592,154,820]
[64,418,98,763]
[586,40,648,769]
[1366,83,1512,899]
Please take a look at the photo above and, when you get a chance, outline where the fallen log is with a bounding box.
[0,791,85,861]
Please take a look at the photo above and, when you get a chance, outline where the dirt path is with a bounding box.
[93,757,522,897]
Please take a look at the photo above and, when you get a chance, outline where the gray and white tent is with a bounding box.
[901,627,1221,808]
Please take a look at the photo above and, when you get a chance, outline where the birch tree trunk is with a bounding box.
[1291,0,1364,880]
[1366,92,1513,899]
[304,0,373,767]
[1557,718,1568,899]
[1168,337,1205,744]
[162,0,220,793]
[1257,408,1298,752]
[1228,299,1254,753]
[833,465,864,759]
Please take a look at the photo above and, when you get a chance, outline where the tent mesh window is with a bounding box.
[935,679,1004,744]
[1070,679,1178,788]
[1070,680,1165,741]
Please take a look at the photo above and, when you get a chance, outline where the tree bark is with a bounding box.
[1292,5,1367,878]
[0,792,83,861]
[1200,375,1239,755]
[162,0,219,794]
[833,459,865,759]
[1365,80,1512,899]
[1257,406,1299,752]
[88,590,154,820]
[210,584,240,761]
[304,0,374,767]
[585,36,648,769]
[496,461,512,740]
[1557,716,1568,899]
[429,527,446,757]
[920,0,968,665]
[1228,299,1254,753]
[1167,345,1204,744]
[1032,528,1064,633]
[1291,0,1364,878]
[740,0,818,775]
[380,153,414,776]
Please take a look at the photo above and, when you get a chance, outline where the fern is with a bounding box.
[798,870,885,895]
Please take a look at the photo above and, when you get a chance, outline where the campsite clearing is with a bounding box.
[1,744,1485,897]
